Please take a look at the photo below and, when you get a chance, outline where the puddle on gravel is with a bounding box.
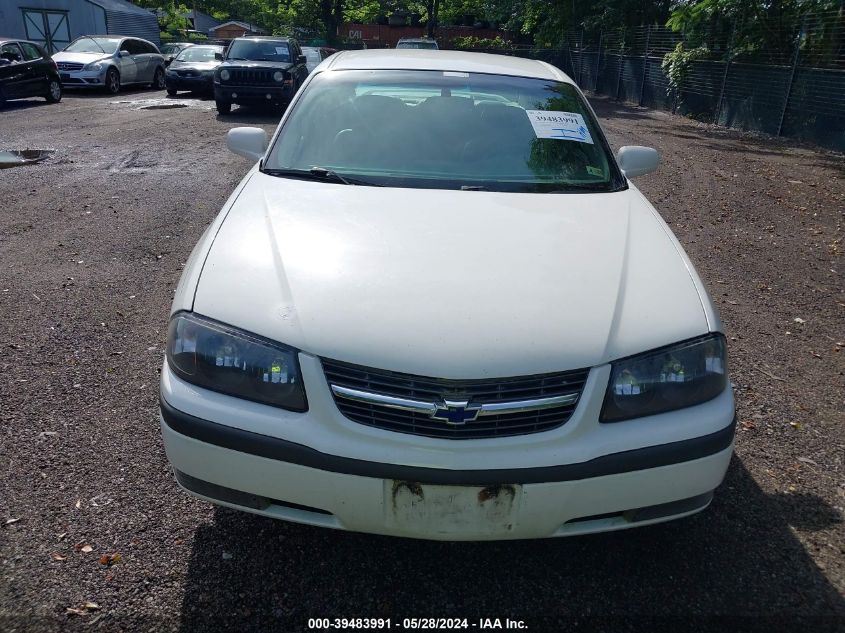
[111,97,213,111]
[0,149,54,169]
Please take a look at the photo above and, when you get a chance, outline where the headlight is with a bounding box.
[600,334,727,422]
[84,61,105,71]
[166,312,307,412]
[273,71,284,82]
[219,69,230,81]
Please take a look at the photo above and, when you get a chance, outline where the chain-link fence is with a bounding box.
[563,10,845,151]
[455,10,844,151]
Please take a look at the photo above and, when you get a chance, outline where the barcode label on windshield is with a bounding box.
[526,110,594,144]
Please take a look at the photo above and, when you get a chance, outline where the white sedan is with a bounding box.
[160,50,735,541]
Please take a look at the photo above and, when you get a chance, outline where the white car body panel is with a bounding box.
[191,174,709,378]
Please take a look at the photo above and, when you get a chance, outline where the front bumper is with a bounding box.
[159,356,735,540]
[214,82,291,105]
[166,73,213,92]
[58,67,108,87]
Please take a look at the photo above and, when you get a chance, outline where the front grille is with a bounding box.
[56,62,83,71]
[228,68,276,85]
[323,359,589,440]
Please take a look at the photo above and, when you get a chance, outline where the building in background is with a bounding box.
[184,9,221,36]
[340,23,511,48]
[209,21,267,39]
[0,0,160,53]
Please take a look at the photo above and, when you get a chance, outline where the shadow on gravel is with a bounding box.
[0,98,54,111]
[216,106,284,125]
[178,457,844,632]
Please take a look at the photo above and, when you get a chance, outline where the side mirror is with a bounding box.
[296,54,306,64]
[119,50,130,57]
[214,52,223,60]
[616,146,659,178]
[227,127,268,161]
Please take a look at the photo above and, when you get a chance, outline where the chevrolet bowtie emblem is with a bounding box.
[430,399,482,425]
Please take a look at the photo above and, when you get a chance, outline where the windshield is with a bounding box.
[176,46,221,62]
[265,70,624,193]
[64,37,121,54]
[302,48,322,62]
[226,39,291,62]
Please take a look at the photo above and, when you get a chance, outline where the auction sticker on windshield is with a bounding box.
[526,110,594,144]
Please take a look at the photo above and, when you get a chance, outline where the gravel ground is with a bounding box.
[0,89,843,633]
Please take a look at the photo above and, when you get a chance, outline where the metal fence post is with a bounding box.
[566,42,578,85]
[777,18,804,136]
[638,25,651,106]
[714,21,736,125]
[615,30,624,100]
[577,28,584,86]
[595,29,603,92]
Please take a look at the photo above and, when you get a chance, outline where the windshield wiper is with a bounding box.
[547,182,612,193]
[262,167,383,187]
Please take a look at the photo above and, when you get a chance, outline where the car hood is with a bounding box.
[169,61,220,71]
[52,51,112,64]
[192,174,708,378]
[219,60,295,71]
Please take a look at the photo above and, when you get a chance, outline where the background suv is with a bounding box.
[213,36,309,114]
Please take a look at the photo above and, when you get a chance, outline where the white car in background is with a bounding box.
[53,35,166,93]
[159,50,735,541]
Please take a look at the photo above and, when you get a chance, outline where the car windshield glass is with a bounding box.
[302,48,322,62]
[64,37,120,54]
[265,70,624,193]
[226,40,290,62]
[177,47,220,62]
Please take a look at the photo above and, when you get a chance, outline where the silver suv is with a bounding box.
[52,35,166,94]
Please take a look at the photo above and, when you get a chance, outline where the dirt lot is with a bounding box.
[0,89,843,632]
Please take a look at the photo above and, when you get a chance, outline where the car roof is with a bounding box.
[1,38,40,46]
[324,49,571,83]
[234,36,291,41]
[398,38,435,42]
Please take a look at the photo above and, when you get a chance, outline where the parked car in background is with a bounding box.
[160,50,736,541]
[0,39,62,107]
[213,36,309,114]
[301,46,336,73]
[165,45,225,96]
[52,36,166,94]
[396,38,438,49]
[160,42,194,66]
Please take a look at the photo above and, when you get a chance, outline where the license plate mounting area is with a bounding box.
[386,481,522,537]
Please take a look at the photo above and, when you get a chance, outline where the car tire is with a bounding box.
[216,100,231,114]
[45,77,62,103]
[151,67,166,90]
[105,67,120,94]
[167,87,177,96]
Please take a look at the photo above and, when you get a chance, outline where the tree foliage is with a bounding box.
[141,0,841,48]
